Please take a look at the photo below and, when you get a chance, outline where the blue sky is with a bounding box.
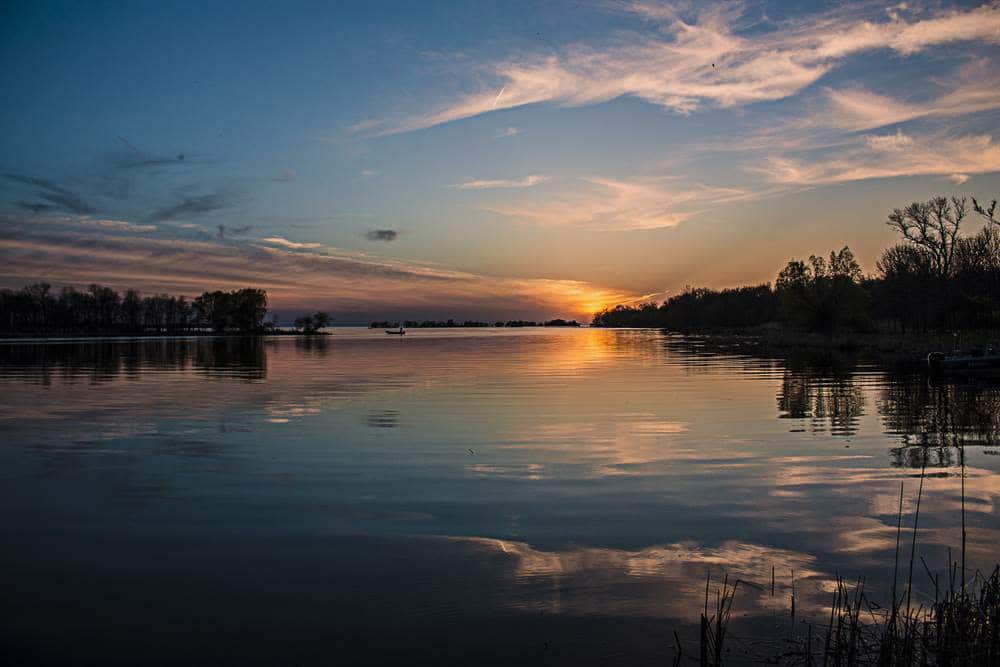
[1,0,999,321]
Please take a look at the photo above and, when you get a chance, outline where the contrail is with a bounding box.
[491,86,506,109]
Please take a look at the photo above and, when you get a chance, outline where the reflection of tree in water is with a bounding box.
[776,355,866,437]
[0,337,267,385]
[879,378,1000,467]
[293,335,330,356]
[193,338,267,381]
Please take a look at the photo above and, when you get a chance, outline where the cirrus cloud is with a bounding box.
[482,176,763,231]
[452,174,549,190]
[756,131,1000,185]
[369,2,1000,135]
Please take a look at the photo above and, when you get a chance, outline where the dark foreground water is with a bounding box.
[1,329,998,664]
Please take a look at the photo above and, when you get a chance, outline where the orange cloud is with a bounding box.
[0,218,638,320]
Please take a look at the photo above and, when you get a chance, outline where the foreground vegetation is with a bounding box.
[595,196,1000,340]
[683,451,999,666]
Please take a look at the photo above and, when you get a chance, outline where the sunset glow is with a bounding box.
[1,0,998,320]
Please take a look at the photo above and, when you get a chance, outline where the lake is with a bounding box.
[1,328,998,664]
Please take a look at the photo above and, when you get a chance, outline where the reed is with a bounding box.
[680,447,999,665]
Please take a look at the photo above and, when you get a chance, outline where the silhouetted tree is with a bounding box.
[192,288,268,333]
[592,285,777,329]
[0,283,271,335]
[774,247,870,332]
[293,311,331,334]
[887,196,965,283]
[875,194,1000,331]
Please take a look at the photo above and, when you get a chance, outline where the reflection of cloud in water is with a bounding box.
[467,462,546,480]
[2,331,998,619]
[442,536,830,619]
[494,418,707,477]
[765,463,1000,515]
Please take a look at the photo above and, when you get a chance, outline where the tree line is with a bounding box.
[593,195,1000,334]
[0,284,270,335]
[368,318,582,328]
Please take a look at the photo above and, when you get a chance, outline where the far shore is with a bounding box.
[639,326,1000,368]
[0,329,331,341]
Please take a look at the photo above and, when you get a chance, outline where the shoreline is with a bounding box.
[0,330,331,342]
[598,327,1000,369]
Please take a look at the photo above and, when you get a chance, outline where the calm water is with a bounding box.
[1,329,998,664]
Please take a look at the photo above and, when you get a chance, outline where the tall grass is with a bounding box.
[681,446,1000,665]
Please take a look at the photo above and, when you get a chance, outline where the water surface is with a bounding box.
[2,329,997,663]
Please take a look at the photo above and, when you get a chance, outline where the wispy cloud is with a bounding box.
[144,191,235,223]
[378,2,1000,134]
[495,126,521,139]
[346,118,388,135]
[260,236,323,250]
[86,218,157,233]
[795,59,1000,133]
[217,224,252,239]
[755,130,1000,185]
[3,173,95,215]
[0,214,637,319]
[453,174,549,189]
[483,176,758,231]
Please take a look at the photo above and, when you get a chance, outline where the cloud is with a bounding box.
[756,131,1000,185]
[365,229,399,242]
[483,176,758,231]
[15,201,60,214]
[143,191,234,223]
[347,118,388,134]
[453,174,549,189]
[865,129,914,151]
[260,236,323,250]
[379,2,1000,134]
[793,60,1000,133]
[495,126,521,139]
[360,169,377,178]
[0,215,638,319]
[3,173,94,215]
[86,218,157,233]
[217,224,253,239]
[9,213,157,234]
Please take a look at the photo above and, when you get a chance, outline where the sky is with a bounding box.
[1,0,999,322]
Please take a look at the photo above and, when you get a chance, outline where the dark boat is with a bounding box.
[928,347,1000,375]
